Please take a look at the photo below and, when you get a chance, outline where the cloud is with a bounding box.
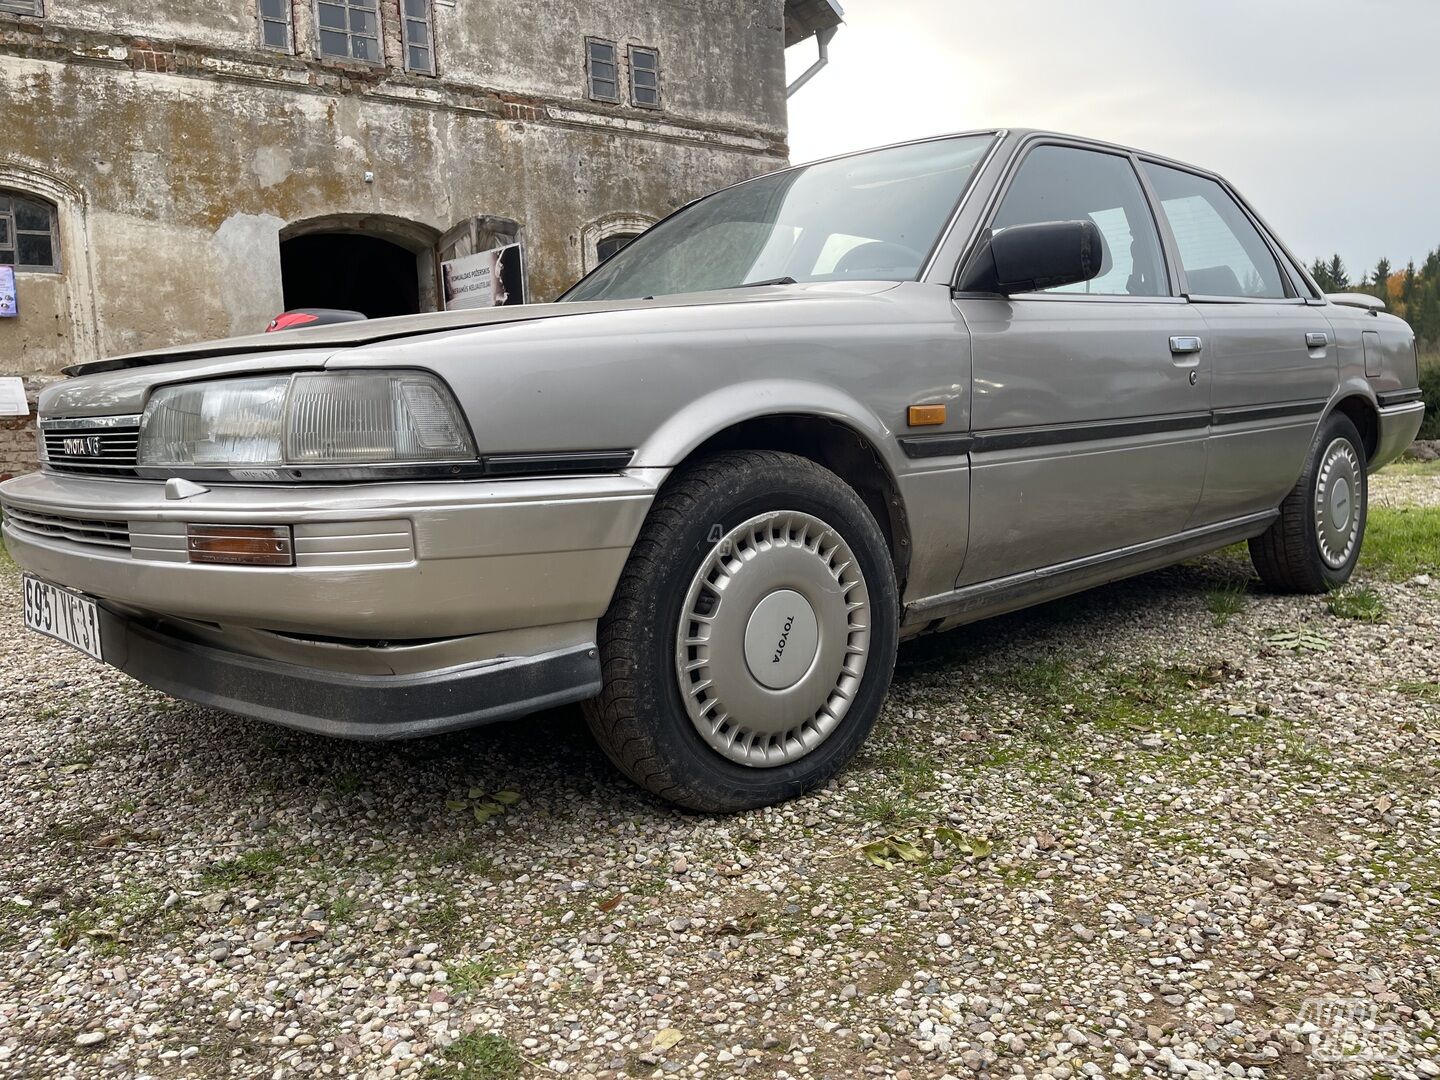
[785,0,1440,276]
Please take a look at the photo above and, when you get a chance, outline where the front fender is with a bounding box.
[632,378,902,471]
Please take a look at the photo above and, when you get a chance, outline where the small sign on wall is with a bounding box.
[441,244,527,311]
[0,377,28,417]
[0,266,16,318]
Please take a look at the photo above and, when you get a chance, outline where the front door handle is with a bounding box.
[1170,335,1203,355]
[1306,331,1329,349]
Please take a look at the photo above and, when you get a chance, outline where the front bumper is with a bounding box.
[0,470,655,640]
[1,468,657,735]
[93,602,601,739]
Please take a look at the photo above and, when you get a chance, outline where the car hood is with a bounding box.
[63,282,902,377]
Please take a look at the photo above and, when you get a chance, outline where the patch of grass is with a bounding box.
[1397,680,1440,704]
[1385,457,1440,476]
[447,957,511,993]
[200,847,286,888]
[435,843,499,879]
[428,1031,527,1079]
[1362,505,1440,580]
[973,659,1265,782]
[332,772,361,796]
[419,898,463,939]
[1325,585,1386,622]
[1205,582,1249,626]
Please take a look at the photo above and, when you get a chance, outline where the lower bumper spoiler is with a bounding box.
[99,605,602,740]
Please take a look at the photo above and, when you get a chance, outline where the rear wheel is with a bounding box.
[1249,411,1368,593]
[584,450,899,812]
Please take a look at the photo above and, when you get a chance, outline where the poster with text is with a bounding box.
[0,266,16,318]
[441,244,526,310]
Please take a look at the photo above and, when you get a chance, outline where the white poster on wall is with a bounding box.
[0,377,28,417]
[441,243,526,311]
[0,266,17,319]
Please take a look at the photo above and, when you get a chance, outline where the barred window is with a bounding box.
[402,0,435,74]
[0,0,44,16]
[596,233,639,264]
[629,46,659,108]
[316,0,381,63]
[0,192,60,273]
[259,0,292,51]
[586,39,619,103]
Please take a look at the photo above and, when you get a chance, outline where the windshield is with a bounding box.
[562,134,995,302]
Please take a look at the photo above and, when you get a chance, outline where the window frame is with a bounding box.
[627,44,660,110]
[314,0,383,66]
[1136,156,1310,306]
[0,0,44,17]
[958,137,1182,304]
[0,191,61,274]
[401,0,436,75]
[586,37,620,103]
[258,0,294,53]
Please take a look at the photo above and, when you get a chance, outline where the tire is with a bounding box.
[1248,410,1368,593]
[584,450,900,812]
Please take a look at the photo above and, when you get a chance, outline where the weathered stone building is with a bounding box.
[0,0,840,476]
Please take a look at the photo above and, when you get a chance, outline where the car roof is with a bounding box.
[786,127,1223,184]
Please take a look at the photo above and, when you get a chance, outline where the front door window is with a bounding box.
[992,145,1168,297]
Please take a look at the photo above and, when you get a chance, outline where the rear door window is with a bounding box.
[1141,163,1289,299]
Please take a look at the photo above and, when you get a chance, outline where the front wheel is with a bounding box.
[584,450,900,812]
[1249,411,1368,593]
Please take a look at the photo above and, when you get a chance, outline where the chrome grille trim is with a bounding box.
[2,505,132,551]
[39,415,142,475]
[40,414,144,431]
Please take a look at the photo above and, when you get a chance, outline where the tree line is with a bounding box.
[1309,248,1440,348]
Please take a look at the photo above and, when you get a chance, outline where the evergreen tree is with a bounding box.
[1327,254,1349,290]
[1372,257,1392,302]
[1310,259,1335,292]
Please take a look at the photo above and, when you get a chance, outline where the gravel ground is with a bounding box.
[2,465,1439,1080]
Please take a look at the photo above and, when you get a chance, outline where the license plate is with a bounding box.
[22,574,104,661]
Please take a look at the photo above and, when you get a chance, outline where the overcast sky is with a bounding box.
[784,0,1440,282]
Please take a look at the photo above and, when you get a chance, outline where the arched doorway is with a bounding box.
[279,215,441,318]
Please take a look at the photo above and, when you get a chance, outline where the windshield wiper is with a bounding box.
[725,276,798,289]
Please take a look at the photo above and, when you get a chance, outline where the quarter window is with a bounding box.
[991,145,1168,297]
[587,39,619,102]
[1141,163,1287,299]
[0,0,43,15]
[629,46,659,108]
[259,0,292,51]
[317,0,381,63]
[0,192,60,273]
[402,0,435,74]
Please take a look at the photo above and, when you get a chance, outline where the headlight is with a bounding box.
[138,371,477,479]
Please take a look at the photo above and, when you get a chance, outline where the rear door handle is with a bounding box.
[1170,335,1203,355]
[1306,331,1329,348]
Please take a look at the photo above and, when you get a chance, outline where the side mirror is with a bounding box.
[957,219,1106,295]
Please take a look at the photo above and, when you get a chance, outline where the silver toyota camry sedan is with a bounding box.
[2,129,1425,811]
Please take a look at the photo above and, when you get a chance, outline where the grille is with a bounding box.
[2,505,131,552]
[41,416,141,475]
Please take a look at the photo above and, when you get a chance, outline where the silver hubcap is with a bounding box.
[1314,437,1362,569]
[675,510,871,768]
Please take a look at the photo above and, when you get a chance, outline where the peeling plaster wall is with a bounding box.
[30,0,789,137]
[0,2,794,474]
